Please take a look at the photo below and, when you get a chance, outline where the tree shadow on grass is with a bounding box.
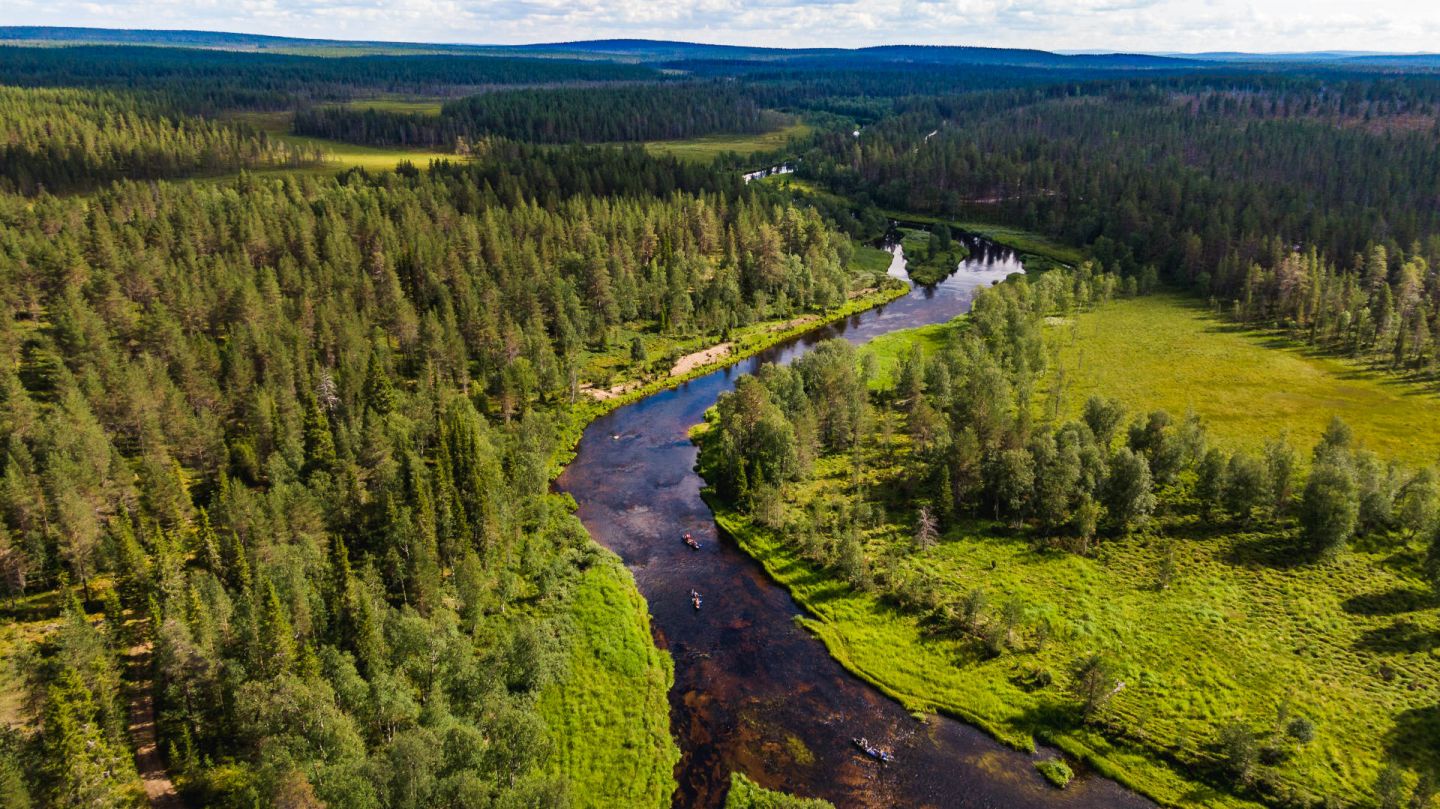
[1355,619,1440,654]
[1224,532,1313,570]
[1387,704,1440,781]
[1342,587,1436,617]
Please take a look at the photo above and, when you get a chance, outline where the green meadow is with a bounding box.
[1044,294,1440,467]
[226,109,810,173]
[707,290,1440,807]
[341,97,448,115]
[642,121,813,163]
[226,110,458,173]
[715,442,1440,807]
[539,556,679,808]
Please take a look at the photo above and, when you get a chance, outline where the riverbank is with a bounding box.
[881,209,1084,270]
[556,236,1140,808]
[549,279,909,476]
[538,276,907,806]
[694,288,1440,808]
[707,505,1265,809]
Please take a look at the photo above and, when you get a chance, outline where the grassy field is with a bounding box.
[715,426,1440,807]
[642,122,812,164]
[226,110,458,173]
[341,97,447,115]
[1044,294,1440,467]
[724,773,834,808]
[539,555,679,808]
[848,244,894,275]
[226,109,808,174]
[704,290,1440,807]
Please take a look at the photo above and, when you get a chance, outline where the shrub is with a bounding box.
[1035,758,1074,789]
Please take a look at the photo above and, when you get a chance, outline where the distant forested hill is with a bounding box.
[0,45,659,110]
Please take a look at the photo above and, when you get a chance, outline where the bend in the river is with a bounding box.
[557,236,1155,808]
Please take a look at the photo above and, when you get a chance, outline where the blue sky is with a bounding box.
[3,0,1438,53]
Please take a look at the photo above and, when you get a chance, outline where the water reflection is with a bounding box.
[556,237,1151,809]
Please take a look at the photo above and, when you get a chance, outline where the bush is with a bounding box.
[1035,758,1074,788]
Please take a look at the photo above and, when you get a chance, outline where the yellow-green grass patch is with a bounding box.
[642,121,812,164]
[539,555,679,808]
[1044,294,1440,466]
[223,110,457,174]
[340,97,447,116]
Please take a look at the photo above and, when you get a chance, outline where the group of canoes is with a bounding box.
[685,532,704,609]
[677,532,894,762]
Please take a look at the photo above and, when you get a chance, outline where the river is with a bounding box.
[556,236,1153,808]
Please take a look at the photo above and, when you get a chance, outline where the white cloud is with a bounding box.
[2,0,1439,52]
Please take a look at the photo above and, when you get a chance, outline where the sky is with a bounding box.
[3,0,1439,54]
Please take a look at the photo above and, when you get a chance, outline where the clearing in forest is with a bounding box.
[1043,294,1440,467]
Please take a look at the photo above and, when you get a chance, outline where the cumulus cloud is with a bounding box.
[3,0,1439,52]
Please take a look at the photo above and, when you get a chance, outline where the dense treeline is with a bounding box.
[700,270,1440,806]
[294,83,788,147]
[799,75,1440,380]
[0,85,318,194]
[0,45,658,112]
[425,139,745,204]
[0,143,861,806]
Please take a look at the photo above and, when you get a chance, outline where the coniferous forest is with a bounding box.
[3,25,1440,809]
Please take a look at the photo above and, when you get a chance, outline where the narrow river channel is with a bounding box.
[556,236,1154,809]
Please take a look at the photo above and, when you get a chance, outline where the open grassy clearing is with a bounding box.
[340,97,447,115]
[1043,294,1440,467]
[224,110,457,173]
[539,556,679,808]
[642,121,812,163]
[848,244,894,275]
[225,109,808,173]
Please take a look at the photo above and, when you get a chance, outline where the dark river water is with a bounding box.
[556,237,1154,809]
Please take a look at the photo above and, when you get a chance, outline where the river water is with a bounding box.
[556,237,1153,808]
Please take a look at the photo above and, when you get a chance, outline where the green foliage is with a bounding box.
[896,227,968,285]
[1035,757,1074,789]
[296,83,789,147]
[699,266,1440,808]
[538,558,679,808]
[724,772,833,809]
[1301,459,1360,558]
[0,85,316,193]
[0,134,876,806]
[0,44,657,112]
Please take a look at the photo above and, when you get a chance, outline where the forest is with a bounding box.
[0,86,319,193]
[3,26,1440,809]
[0,79,873,806]
[0,46,658,111]
[294,84,790,147]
